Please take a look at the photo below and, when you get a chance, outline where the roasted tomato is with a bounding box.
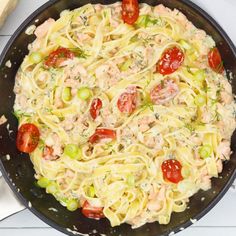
[16,123,40,153]
[90,98,103,120]
[121,0,139,25]
[161,159,183,184]
[156,46,184,75]
[117,87,138,114]
[150,79,179,105]
[89,129,116,144]
[208,47,224,73]
[44,47,75,68]
[82,201,105,219]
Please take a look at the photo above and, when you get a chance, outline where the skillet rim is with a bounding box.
[0,0,236,235]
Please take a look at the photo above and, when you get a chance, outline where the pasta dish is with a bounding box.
[13,2,236,228]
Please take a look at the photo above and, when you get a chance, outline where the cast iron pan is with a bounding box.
[0,0,236,235]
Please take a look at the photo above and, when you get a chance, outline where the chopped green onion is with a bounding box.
[29,52,43,64]
[77,87,92,100]
[62,87,72,102]
[66,199,79,211]
[64,144,82,160]
[127,174,135,186]
[88,186,95,198]
[179,39,191,50]
[194,94,206,106]
[120,59,132,71]
[37,177,50,188]
[136,15,148,27]
[136,15,158,28]
[194,69,206,81]
[46,182,58,194]
[199,145,212,159]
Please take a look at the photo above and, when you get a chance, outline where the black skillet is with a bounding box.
[0,0,236,236]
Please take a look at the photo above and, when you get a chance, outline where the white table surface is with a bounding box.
[0,0,236,236]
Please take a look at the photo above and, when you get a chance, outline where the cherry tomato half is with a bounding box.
[16,123,40,153]
[117,87,138,114]
[161,159,183,184]
[150,79,179,105]
[44,47,75,68]
[90,98,103,120]
[121,0,139,25]
[89,129,116,144]
[208,47,224,73]
[82,201,105,219]
[156,46,184,75]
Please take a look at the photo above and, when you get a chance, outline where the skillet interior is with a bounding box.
[0,0,236,235]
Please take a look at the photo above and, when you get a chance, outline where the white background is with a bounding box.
[0,0,235,236]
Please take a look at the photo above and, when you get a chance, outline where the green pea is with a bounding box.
[199,145,212,159]
[29,52,43,64]
[64,144,82,160]
[77,87,92,100]
[66,199,79,211]
[37,177,50,188]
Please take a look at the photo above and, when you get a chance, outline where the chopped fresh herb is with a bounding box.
[214,110,222,121]
[161,80,164,88]
[186,66,194,75]
[70,48,88,59]
[12,110,32,119]
[38,139,45,150]
[185,123,194,132]
[136,15,161,28]
[142,102,154,112]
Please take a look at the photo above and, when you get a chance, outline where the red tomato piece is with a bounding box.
[16,123,40,153]
[117,87,138,114]
[208,47,224,73]
[44,47,75,68]
[150,79,179,105]
[82,201,105,219]
[121,0,139,25]
[90,98,103,120]
[161,159,183,184]
[156,47,184,75]
[89,129,116,144]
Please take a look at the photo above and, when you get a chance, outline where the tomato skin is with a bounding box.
[117,87,137,114]
[156,47,184,75]
[44,47,75,68]
[208,47,224,73]
[82,201,105,219]
[89,129,116,144]
[161,159,183,184]
[90,98,103,120]
[16,123,40,153]
[150,79,179,105]
[121,0,139,25]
